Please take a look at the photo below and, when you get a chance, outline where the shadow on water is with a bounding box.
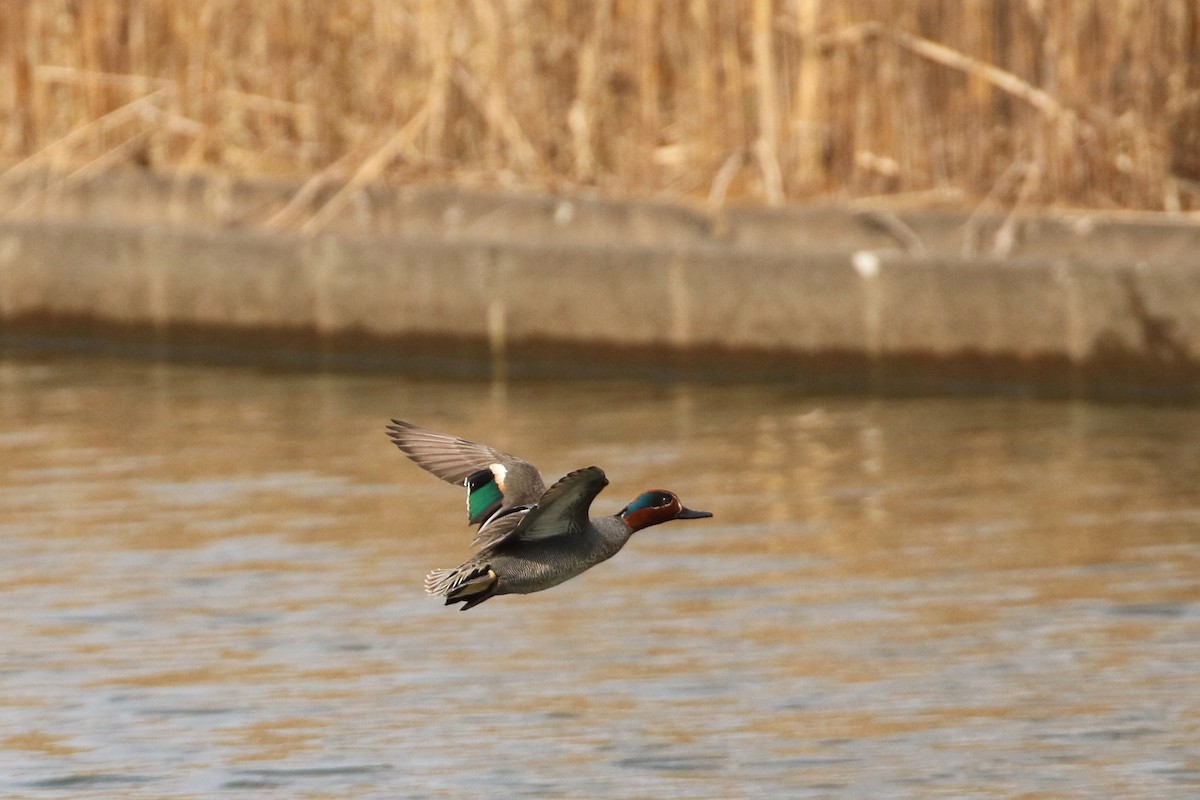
[1,350,1198,797]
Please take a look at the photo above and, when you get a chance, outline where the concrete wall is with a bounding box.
[1,172,1198,398]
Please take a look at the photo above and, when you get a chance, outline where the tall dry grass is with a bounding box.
[1,1,1197,213]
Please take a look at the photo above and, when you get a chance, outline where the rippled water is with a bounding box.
[1,351,1198,798]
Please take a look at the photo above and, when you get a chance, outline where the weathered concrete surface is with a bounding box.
[1,171,1199,398]
[5,167,1200,264]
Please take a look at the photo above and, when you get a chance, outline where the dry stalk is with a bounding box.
[751,0,783,205]
[299,102,431,235]
[961,158,1033,258]
[707,149,745,211]
[790,0,824,189]
[806,21,1065,120]
[264,149,360,231]
[7,125,162,218]
[451,65,540,175]
[0,87,172,186]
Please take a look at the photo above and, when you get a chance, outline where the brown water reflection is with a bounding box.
[1,352,1198,797]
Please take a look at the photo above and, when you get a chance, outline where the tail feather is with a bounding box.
[425,564,499,610]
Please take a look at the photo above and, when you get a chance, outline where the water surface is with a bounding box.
[1,353,1198,797]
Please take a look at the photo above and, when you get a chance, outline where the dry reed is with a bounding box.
[1,1,1197,213]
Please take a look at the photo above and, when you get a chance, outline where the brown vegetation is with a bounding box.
[1,1,1198,212]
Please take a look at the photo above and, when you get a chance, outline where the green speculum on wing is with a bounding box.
[466,469,504,524]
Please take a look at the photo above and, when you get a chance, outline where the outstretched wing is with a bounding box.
[478,466,608,549]
[386,419,527,485]
[386,419,547,525]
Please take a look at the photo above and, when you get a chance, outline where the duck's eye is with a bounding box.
[657,493,673,506]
